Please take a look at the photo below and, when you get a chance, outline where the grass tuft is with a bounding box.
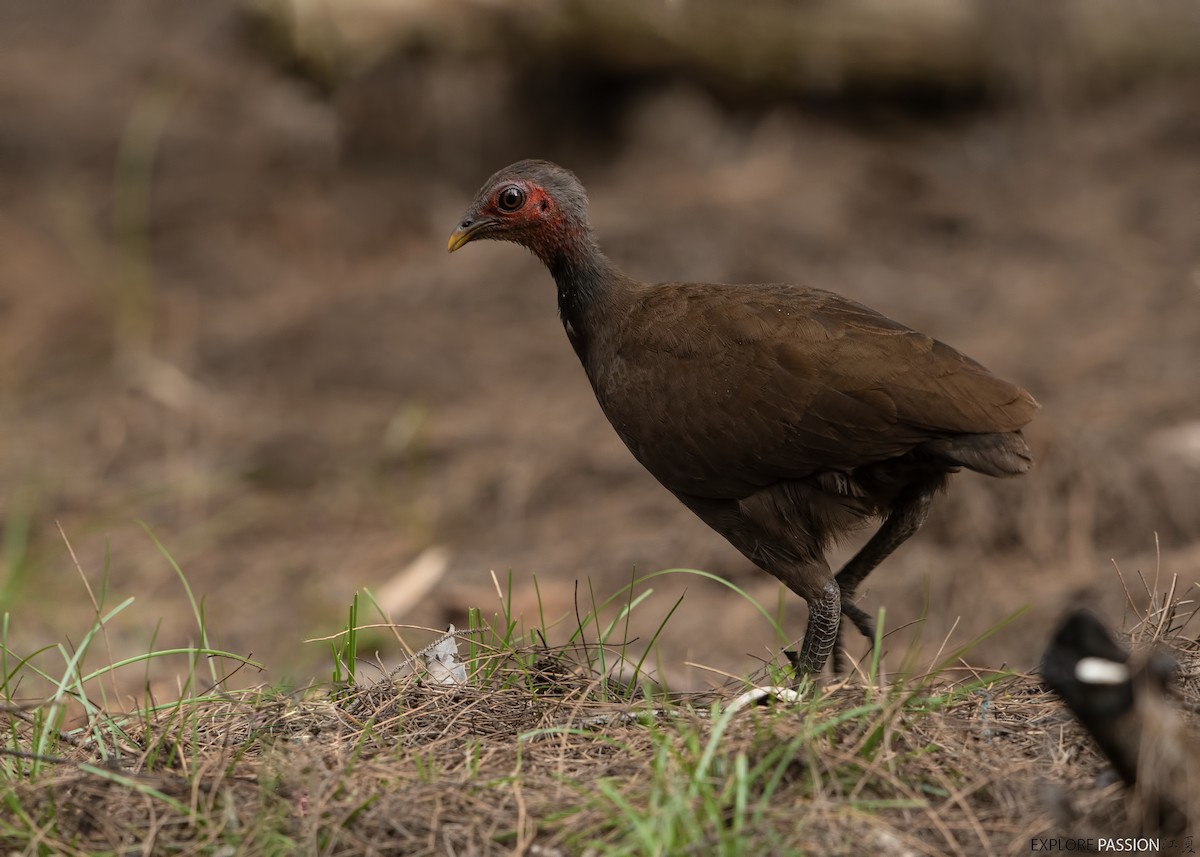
[3,531,1195,854]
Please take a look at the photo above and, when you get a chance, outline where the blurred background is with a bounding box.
[1,0,1198,690]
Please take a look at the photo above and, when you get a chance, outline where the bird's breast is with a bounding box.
[581,341,776,498]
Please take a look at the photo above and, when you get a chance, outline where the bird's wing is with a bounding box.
[589,283,1037,498]
[805,293,1037,435]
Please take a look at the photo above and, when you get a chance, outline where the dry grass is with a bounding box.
[4,573,1199,856]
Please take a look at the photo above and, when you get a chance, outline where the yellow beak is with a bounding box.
[447,227,472,253]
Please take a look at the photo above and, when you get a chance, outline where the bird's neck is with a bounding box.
[542,232,622,351]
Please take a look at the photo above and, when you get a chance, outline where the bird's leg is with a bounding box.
[836,484,937,596]
[841,602,876,644]
[790,578,841,676]
[833,602,877,675]
[832,482,938,673]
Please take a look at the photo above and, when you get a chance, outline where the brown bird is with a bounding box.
[448,160,1037,675]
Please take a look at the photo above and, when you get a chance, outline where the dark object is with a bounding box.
[448,160,1037,674]
[1042,610,1145,786]
[1041,608,1186,835]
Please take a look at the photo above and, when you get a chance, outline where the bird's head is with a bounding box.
[447,160,592,265]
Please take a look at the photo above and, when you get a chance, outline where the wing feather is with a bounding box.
[587,282,1038,498]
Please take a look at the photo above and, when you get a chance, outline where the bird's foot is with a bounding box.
[832,598,876,674]
[842,600,875,640]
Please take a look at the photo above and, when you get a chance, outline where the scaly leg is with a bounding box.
[790,578,841,676]
[832,482,938,673]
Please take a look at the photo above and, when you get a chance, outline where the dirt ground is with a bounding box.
[2,1,1199,691]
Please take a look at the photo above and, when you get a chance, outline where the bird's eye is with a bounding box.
[497,185,525,212]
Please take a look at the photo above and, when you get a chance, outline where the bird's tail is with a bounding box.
[920,430,1033,477]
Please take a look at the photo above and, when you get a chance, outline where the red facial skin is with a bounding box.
[449,163,598,274]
